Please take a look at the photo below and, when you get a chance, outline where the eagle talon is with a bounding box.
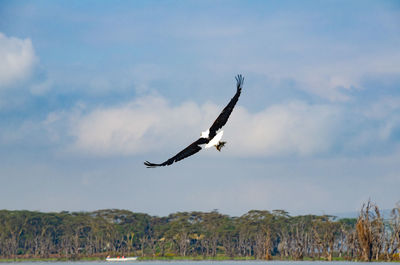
[216,141,226,152]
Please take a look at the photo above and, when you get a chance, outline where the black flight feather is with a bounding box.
[144,138,207,168]
[208,74,243,139]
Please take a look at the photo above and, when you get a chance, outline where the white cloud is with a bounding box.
[67,96,212,155]
[226,101,341,156]
[45,96,342,157]
[299,52,400,101]
[0,32,37,89]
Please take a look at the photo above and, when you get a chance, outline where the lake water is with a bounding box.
[0,261,392,265]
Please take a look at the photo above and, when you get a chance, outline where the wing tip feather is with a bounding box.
[235,74,244,90]
[144,161,160,168]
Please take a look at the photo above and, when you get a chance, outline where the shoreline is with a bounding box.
[1,256,393,263]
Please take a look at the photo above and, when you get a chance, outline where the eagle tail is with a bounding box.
[216,141,226,151]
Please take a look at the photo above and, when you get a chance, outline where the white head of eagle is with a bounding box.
[144,74,244,168]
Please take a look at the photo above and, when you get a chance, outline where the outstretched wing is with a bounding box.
[144,138,208,168]
[208,74,244,139]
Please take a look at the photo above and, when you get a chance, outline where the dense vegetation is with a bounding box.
[0,200,399,261]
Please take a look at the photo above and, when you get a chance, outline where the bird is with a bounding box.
[144,74,244,168]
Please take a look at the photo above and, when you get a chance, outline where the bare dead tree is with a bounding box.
[386,204,400,261]
[356,200,384,261]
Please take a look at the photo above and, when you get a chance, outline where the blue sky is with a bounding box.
[0,0,400,217]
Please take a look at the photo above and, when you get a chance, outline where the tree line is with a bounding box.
[0,200,399,261]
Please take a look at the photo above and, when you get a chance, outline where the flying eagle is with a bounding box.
[144,74,244,168]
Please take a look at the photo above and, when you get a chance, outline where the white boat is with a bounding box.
[106,256,138,261]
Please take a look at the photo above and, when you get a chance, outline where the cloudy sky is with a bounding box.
[1,0,400,217]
